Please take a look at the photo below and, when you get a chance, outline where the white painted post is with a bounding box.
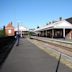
[43,31,44,37]
[46,30,47,37]
[21,31,22,37]
[70,33,71,39]
[63,28,65,39]
[52,29,54,38]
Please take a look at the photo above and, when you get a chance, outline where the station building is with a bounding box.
[34,17,72,40]
[15,26,29,38]
[5,22,15,36]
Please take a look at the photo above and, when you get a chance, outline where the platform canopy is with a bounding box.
[35,20,72,31]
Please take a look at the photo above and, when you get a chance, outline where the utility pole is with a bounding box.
[16,23,19,46]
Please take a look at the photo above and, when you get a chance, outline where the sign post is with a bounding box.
[55,53,61,72]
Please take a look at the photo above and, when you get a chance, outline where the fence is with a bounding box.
[0,36,16,66]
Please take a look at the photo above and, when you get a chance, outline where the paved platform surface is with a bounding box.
[0,38,72,72]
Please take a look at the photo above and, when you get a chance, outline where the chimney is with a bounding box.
[11,22,12,25]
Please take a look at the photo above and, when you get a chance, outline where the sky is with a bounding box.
[0,0,72,29]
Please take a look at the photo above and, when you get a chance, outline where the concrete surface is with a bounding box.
[0,38,72,72]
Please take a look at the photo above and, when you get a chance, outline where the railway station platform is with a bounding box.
[0,38,72,72]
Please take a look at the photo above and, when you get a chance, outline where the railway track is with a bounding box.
[38,39,72,53]
[27,38,72,69]
[30,37,72,57]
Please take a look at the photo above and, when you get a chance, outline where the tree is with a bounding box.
[49,22,51,24]
[3,26,5,36]
[37,26,39,29]
[0,26,5,37]
[46,23,48,25]
[59,17,62,21]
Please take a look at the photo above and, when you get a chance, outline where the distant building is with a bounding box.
[15,26,29,38]
[5,22,15,36]
[34,17,72,40]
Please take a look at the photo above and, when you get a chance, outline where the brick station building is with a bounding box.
[34,17,72,40]
[5,22,15,36]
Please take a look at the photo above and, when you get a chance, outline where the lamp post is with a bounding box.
[16,23,20,46]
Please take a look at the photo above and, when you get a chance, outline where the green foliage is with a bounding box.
[28,31,36,36]
[0,26,5,37]
[0,30,5,37]
[37,26,39,29]
[28,32,32,36]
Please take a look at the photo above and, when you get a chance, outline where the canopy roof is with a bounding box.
[15,26,28,31]
[35,20,72,31]
[5,22,14,29]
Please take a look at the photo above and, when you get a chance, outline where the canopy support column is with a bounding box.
[46,30,48,37]
[63,28,65,39]
[52,29,54,38]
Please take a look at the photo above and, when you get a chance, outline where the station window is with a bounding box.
[8,30,12,34]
